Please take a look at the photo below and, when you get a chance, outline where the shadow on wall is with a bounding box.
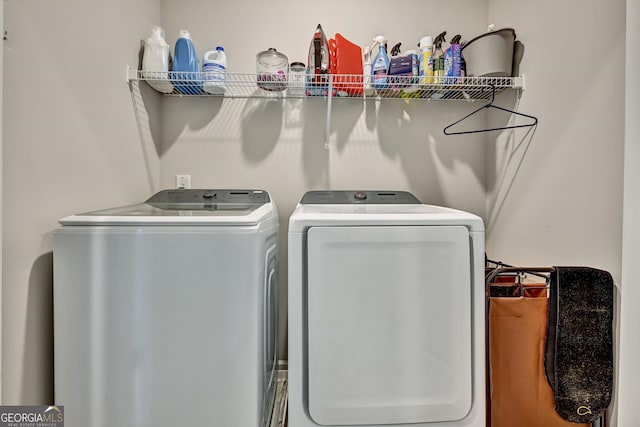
[240,97,333,187]
[241,95,283,162]
[376,100,446,203]
[330,98,364,152]
[160,96,224,155]
[133,40,224,159]
[137,82,164,156]
[22,252,54,405]
[130,82,164,192]
[300,100,330,187]
[484,88,539,236]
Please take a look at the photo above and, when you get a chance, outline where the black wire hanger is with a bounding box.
[443,84,538,135]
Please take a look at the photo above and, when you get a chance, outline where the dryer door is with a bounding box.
[306,226,472,425]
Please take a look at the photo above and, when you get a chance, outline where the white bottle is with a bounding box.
[142,26,174,94]
[202,46,226,95]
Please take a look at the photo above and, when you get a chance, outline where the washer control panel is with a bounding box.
[147,189,270,205]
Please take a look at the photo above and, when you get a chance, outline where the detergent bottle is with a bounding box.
[172,29,201,94]
[371,35,389,90]
[433,31,447,81]
[142,26,174,93]
[202,46,226,95]
[444,35,462,84]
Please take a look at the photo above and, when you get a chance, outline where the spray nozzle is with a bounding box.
[373,35,388,45]
[434,31,447,48]
[451,35,462,44]
[390,42,402,56]
[366,35,389,59]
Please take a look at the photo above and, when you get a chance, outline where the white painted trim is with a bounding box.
[617,1,640,424]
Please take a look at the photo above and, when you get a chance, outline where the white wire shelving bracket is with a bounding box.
[126,66,525,149]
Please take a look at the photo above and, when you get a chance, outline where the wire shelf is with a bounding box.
[127,68,523,101]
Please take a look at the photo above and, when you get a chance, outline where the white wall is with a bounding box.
[159,0,491,357]
[617,0,640,424]
[2,0,161,404]
[486,0,625,274]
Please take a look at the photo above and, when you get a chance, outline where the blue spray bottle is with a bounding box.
[371,36,390,90]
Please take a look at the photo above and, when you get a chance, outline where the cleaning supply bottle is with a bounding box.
[405,49,419,85]
[371,36,390,90]
[433,31,447,82]
[363,48,374,95]
[388,42,403,87]
[444,35,462,84]
[202,46,226,95]
[306,24,330,96]
[418,35,433,85]
[172,29,201,95]
[388,42,417,88]
[142,26,174,93]
[363,36,385,96]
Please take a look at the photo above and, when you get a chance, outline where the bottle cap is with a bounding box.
[151,26,165,39]
[419,36,433,48]
[216,46,224,51]
[178,29,192,40]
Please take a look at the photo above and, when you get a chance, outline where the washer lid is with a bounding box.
[59,189,275,225]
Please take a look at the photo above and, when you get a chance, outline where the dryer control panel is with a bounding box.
[300,190,421,205]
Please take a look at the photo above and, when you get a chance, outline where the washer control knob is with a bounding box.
[353,192,367,201]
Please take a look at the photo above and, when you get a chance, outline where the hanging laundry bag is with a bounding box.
[487,272,590,427]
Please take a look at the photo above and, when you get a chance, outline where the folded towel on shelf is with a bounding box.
[544,267,614,424]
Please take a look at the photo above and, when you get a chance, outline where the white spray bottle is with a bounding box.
[363,36,387,96]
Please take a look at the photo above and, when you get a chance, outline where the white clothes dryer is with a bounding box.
[54,189,279,427]
[288,190,485,427]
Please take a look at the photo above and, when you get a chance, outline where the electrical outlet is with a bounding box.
[176,174,191,189]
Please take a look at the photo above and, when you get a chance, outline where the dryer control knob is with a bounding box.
[202,192,217,199]
[353,192,367,201]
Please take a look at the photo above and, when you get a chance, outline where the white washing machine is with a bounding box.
[54,189,279,427]
[288,190,485,427]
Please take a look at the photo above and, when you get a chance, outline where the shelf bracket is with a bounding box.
[125,66,137,83]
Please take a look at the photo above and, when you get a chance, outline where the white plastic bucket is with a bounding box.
[461,28,516,77]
